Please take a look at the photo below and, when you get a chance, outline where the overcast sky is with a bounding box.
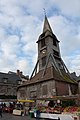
[0,0,80,76]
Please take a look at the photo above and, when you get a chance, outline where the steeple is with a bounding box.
[31,16,75,81]
[43,15,53,33]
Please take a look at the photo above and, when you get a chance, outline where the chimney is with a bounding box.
[16,69,20,76]
[20,71,23,76]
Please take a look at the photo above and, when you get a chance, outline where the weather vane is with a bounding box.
[43,8,46,16]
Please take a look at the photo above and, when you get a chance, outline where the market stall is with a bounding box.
[13,99,34,116]
[13,103,24,116]
[32,96,80,120]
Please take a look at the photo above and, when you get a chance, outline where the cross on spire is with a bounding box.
[43,8,46,16]
[43,13,53,33]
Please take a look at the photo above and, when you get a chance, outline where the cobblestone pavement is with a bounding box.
[0,113,39,120]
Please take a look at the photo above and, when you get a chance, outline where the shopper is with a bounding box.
[36,107,40,120]
[28,106,31,115]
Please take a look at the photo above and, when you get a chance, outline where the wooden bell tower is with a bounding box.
[30,15,72,79]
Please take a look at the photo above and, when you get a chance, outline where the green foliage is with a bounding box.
[61,100,76,108]
[0,95,17,99]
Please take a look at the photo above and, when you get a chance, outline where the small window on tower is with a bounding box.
[42,56,46,67]
[41,39,45,48]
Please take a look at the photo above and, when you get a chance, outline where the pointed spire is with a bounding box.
[43,15,53,33]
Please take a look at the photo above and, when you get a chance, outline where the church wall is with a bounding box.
[55,81,78,96]
[40,80,56,98]
[17,80,78,101]
[55,81,69,96]
[17,80,56,100]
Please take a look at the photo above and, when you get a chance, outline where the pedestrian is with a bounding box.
[0,105,2,117]
[28,106,31,115]
[36,107,40,120]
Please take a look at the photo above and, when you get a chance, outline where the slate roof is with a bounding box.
[17,66,78,90]
[0,72,21,85]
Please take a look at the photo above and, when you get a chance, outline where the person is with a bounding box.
[0,105,2,117]
[28,106,31,115]
[36,107,40,120]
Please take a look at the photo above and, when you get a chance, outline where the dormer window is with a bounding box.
[17,80,22,85]
[3,77,8,83]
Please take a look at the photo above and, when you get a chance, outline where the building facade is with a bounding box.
[0,70,28,100]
